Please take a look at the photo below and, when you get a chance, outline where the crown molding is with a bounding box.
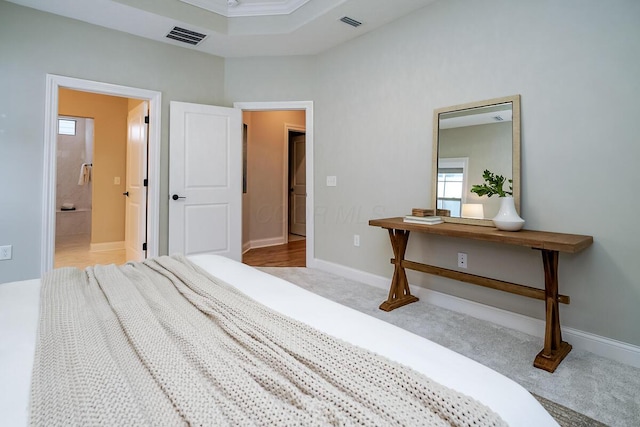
[180,0,311,17]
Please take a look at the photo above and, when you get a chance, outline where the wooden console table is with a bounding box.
[369,217,593,373]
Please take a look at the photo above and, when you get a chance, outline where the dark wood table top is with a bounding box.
[369,217,593,253]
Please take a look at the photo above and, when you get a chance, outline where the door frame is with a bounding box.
[41,74,161,274]
[234,101,314,267]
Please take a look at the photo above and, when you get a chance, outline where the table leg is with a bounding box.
[379,229,419,311]
[533,249,572,372]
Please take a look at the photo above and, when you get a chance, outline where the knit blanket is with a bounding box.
[30,255,506,426]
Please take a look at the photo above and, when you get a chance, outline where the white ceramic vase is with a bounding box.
[492,196,525,231]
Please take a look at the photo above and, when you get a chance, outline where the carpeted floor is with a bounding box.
[532,394,607,427]
[258,267,640,427]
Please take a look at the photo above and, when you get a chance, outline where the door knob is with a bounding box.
[172,194,186,201]
[122,191,129,197]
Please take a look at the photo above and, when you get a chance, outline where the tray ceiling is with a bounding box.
[180,0,313,17]
[6,0,437,57]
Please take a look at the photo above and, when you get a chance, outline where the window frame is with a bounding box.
[437,157,469,217]
[57,118,77,136]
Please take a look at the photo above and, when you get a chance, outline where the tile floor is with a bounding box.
[54,234,127,269]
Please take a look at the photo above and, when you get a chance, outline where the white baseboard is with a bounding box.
[242,241,251,254]
[312,258,640,369]
[89,241,124,252]
[247,237,286,250]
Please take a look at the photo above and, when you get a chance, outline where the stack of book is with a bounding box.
[403,215,443,225]
[411,208,434,217]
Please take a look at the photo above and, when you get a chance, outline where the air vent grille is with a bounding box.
[166,26,207,45]
[339,16,362,28]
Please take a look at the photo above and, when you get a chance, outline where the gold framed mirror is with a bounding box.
[431,95,521,226]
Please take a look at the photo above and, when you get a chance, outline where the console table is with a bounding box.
[369,217,593,372]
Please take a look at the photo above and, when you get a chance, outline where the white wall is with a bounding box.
[224,56,316,103]
[226,0,640,347]
[0,1,226,282]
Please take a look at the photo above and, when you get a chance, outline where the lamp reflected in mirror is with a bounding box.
[461,203,484,219]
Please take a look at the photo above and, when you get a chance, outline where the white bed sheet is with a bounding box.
[0,255,557,426]
[0,278,40,427]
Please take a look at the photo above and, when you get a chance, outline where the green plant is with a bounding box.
[470,170,513,198]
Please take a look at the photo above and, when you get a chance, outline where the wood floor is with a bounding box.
[242,239,306,267]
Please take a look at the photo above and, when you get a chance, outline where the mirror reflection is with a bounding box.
[432,95,520,226]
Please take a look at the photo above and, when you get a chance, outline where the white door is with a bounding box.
[289,134,306,236]
[124,101,148,261]
[169,101,242,261]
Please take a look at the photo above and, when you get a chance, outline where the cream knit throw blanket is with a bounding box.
[30,255,506,426]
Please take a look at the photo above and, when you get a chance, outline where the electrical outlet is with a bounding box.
[326,176,337,187]
[457,252,467,269]
[353,234,360,247]
[0,245,12,260]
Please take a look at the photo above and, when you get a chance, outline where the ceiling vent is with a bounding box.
[166,26,207,45]
[339,16,362,28]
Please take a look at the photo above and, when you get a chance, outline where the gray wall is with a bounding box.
[0,1,225,281]
[2,0,640,348]
[228,0,640,346]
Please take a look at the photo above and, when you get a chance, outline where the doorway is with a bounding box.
[42,74,161,274]
[242,125,306,268]
[235,101,314,268]
[53,91,149,269]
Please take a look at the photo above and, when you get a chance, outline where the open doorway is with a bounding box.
[53,90,148,269]
[239,108,309,267]
[41,74,161,275]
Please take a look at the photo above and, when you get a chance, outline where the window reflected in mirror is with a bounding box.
[437,157,468,217]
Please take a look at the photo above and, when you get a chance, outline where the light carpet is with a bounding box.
[258,267,640,427]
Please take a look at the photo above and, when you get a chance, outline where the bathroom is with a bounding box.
[55,116,93,241]
[53,88,136,269]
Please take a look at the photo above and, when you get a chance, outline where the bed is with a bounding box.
[0,254,557,426]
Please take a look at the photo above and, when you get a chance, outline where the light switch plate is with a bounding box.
[326,176,337,186]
